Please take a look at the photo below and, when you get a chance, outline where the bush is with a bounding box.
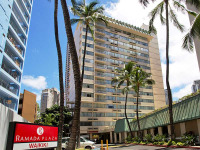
[158,141,164,145]
[167,139,176,146]
[143,134,153,143]
[140,141,147,145]
[176,142,185,147]
[153,134,166,142]
[126,135,132,143]
[181,132,196,146]
[132,137,141,143]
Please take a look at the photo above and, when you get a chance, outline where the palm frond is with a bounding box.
[139,0,155,7]
[185,0,200,10]
[173,0,197,17]
[160,1,166,25]
[182,13,200,51]
[148,1,165,34]
[88,1,99,11]
[70,18,84,25]
[169,5,184,32]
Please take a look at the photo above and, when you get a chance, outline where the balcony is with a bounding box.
[95,28,105,35]
[0,97,17,110]
[10,18,26,45]
[0,79,19,95]
[1,64,20,82]
[7,32,24,57]
[15,0,30,23]
[96,90,106,94]
[4,48,22,69]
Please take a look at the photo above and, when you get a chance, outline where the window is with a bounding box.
[82,50,94,56]
[82,92,94,97]
[81,103,92,108]
[81,112,92,117]
[84,66,94,72]
[82,35,93,41]
[82,42,94,48]
[83,83,94,88]
[80,122,92,126]
[83,75,94,80]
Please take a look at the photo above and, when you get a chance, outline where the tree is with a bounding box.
[54,0,65,149]
[70,0,107,147]
[111,62,135,138]
[35,105,73,137]
[139,0,185,139]
[60,0,82,149]
[131,67,155,139]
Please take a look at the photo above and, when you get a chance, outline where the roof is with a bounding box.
[114,94,200,133]
[104,16,150,35]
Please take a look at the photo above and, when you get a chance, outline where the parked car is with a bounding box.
[62,137,96,150]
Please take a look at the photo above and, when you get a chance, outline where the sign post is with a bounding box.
[6,122,58,150]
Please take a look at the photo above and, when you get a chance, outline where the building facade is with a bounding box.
[40,88,60,113]
[0,0,33,111]
[65,17,166,136]
[192,80,200,93]
[186,4,200,71]
[164,89,169,105]
[18,89,37,123]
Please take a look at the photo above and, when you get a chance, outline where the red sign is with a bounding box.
[6,122,58,150]
[14,123,58,143]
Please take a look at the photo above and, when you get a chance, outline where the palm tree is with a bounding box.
[111,62,135,138]
[70,1,107,147]
[139,0,185,140]
[60,0,82,150]
[131,67,155,139]
[54,0,65,149]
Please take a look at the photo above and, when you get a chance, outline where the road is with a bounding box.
[95,144,199,150]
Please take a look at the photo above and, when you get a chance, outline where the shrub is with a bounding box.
[158,141,164,145]
[140,141,147,145]
[176,142,185,147]
[181,132,196,146]
[126,135,132,143]
[132,137,141,143]
[167,139,176,146]
[143,134,153,143]
[153,134,166,142]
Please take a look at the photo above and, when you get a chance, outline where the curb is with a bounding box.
[134,144,200,149]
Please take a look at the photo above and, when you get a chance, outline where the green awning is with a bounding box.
[114,94,200,133]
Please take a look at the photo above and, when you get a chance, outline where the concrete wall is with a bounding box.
[0,104,28,150]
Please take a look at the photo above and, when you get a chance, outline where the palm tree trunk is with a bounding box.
[136,88,141,139]
[60,0,82,150]
[165,0,175,140]
[76,24,89,149]
[54,0,64,149]
[125,92,134,138]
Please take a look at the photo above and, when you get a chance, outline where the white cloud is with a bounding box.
[105,0,200,100]
[173,84,193,99]
[22,76,47,90]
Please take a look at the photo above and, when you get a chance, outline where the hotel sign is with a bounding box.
[7,122,58,150]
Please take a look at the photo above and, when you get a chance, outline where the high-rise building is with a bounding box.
[164,89,169,105]
[0,0,33,111]
[18,90,37,123]
[186,4,200,71]
[40,88,60,113]
[192,80,200,93]
[65,17,166,137]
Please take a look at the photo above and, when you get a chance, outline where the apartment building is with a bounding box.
[18,90,37,123]
[0,0,33,111]
[65,17,166,138]
[192,80,200,93]
[186,4,200,71]
[40,88,60,113]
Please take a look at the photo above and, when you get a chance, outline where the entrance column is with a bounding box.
[124,132,127,142]
[119,132,122,143]
[110,131,113,143]
[114,133,117,143]
[150,128,154,136]
[167,125,171,136]
[197,119,200,141]
[144,130,148,136]
[180,122,186,136]
[158,127,163,135]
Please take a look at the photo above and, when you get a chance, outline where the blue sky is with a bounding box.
[21,0,200,103]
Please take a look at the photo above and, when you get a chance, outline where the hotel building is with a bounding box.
[0,0,33,111]
[65,17,166,139]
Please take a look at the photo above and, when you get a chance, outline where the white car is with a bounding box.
[62,137,96,150]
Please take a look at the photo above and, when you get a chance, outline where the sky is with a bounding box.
[20,0,200,104]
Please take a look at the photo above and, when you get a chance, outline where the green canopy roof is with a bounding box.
[114,94,200,133]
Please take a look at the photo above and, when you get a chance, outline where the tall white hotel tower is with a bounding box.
[0,0,33,111]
